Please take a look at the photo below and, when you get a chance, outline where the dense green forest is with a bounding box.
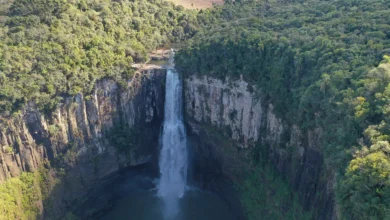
[1,0,390,219]
[0,0,203,218]
[175,0,390,219]
[0,0,206,115]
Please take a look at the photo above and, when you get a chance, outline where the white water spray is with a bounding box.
[158,50,188,219]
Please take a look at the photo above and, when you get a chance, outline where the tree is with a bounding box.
[340,141,390,220]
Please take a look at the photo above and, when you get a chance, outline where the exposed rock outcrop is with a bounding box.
[184,75,335,220]
[0,68,166,218]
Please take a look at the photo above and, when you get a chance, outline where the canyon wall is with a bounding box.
[0,66,337,219]
[184,75,336,220]
[0,67,166,218]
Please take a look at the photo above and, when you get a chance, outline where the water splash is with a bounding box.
[158,50,188,219]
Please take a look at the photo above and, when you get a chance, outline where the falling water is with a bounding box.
[99,50,235,220]
[158,50,188,219]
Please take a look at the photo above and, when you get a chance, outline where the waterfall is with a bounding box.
[158,50,188,219]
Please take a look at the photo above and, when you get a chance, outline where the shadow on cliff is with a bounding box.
[22,70,167,219]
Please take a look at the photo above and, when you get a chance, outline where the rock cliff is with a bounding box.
[0,67,166,218]
[184,75,335,220]
[0,66,337,219]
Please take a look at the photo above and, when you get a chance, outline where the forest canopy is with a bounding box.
[175,0,390,219]
[1,0,390,219]
[0,0,203,115]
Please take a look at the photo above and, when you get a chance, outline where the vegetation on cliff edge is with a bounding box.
[175,0,390,219]
[1,0,390,219]
[0,0,203,116]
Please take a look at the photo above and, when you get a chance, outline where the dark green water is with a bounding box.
[99,173,236,220]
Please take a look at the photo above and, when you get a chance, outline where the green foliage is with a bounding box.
[1,0,390,218]
[106,124,139,153]
[0,172,43,220]
[339,142,390,220]
[241,163,312,220]
[0,0,202,115]
[48,124,60,136]
[337,61,390,219]
[241,142,312,219]
[0,0,13,20]
[9,0,66,23]
[52,141,79,168]
[175,0,390,218]
[62,212,79,220]
[3,145,14,154]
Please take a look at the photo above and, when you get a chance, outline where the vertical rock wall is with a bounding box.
[184,75,335,220]
[0,68,166,218]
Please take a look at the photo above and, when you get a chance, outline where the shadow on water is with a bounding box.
[98,170,236,220]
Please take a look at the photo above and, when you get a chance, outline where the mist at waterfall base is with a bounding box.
[100,68,235,220]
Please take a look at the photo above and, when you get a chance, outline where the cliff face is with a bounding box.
[0,68,166,218]
[184,75,335,219]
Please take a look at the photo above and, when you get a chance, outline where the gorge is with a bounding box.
[1,0,390,219]
[0,53,242,219]
[100,60,236,220]
[0,57,332,219]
